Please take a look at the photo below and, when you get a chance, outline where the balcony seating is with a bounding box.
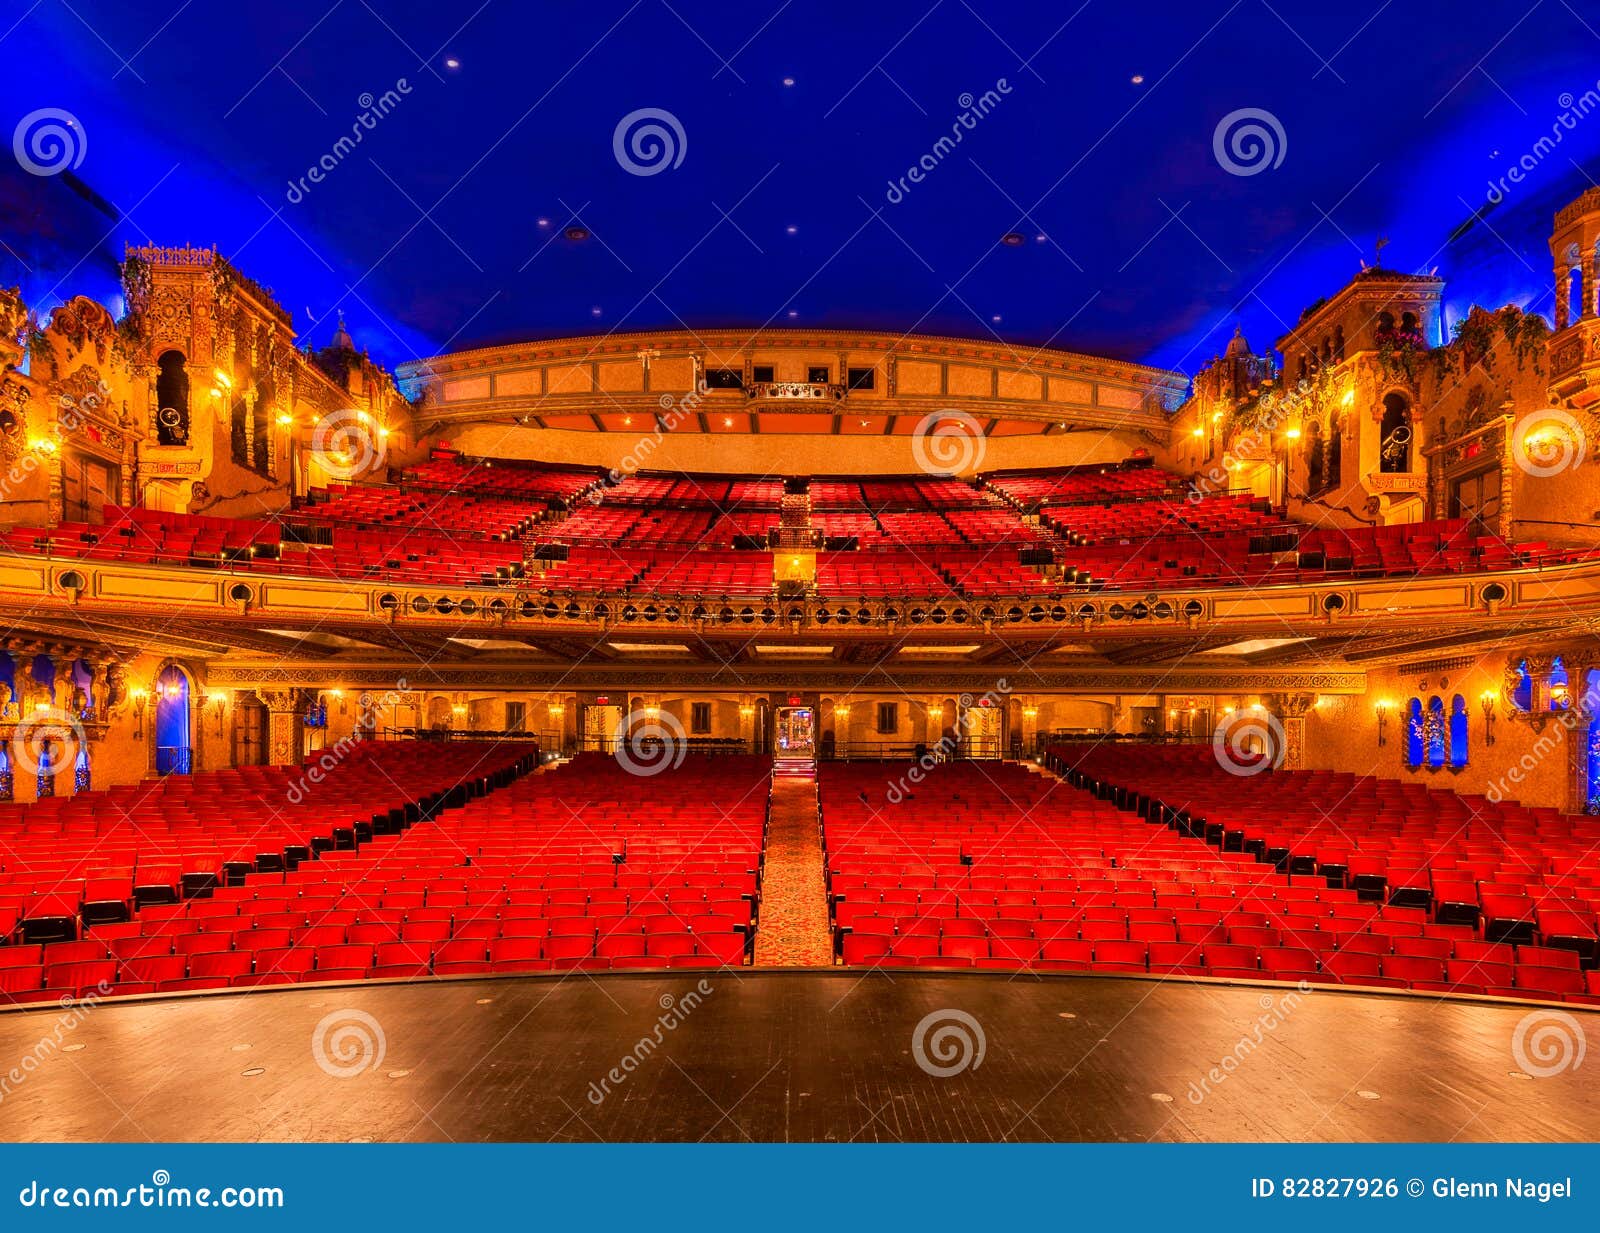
[3,455,1590,597]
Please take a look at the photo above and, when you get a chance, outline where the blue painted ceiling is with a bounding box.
[1,0,1596,382]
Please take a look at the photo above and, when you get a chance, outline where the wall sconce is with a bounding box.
[328,687,347,715]
[833,703,851,719]
[1023,705,1039,721]
[27,437,58,455]
[738,704,754,719]
[129,686,148,740]
[277,413,294,428]
[1285,424,1302,442]
[928,704,943,722]
[1480,690,1498,745]
[548,702,566,719]
[1375,699,1391,747]
[644,703,660,718]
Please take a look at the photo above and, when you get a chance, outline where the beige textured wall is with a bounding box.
[442,423,1148,475]
[1301,663,1579,810]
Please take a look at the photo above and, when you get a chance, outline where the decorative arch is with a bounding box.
[1379,391,1413,473]
[1405,697,1424,767]
[154,661,194,775]
[1424,695,1446,768]
[1449,695,1469,768]
[155,349,191,446]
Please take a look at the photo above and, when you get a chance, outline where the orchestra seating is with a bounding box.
[0,740,537,1002]
[822,756,1600,1004]
[0,748,764,1001]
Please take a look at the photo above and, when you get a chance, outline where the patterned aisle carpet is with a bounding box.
[753,775,835,966]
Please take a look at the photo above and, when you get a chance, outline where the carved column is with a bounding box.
[242,389,257,469]
[1556,268,1572,331]
[258,688,304,766]
[1582,250,1596,321]
[1272,692,1316,770]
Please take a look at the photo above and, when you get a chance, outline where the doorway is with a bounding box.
[154,664,192,775]
[583,703,623,752]
[234,696,267,766]
[776,707,814,757]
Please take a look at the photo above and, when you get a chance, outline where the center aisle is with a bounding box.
[753,770,834,966]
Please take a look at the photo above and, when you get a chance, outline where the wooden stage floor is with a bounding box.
[0,970,1593,1143]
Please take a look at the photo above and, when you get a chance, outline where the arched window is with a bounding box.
[1379,393,1412,472]
[0,747,12,802]
[36,741,54,798]
[1327,415,1343,488]
[1549,656,1571,711]
[1376,311,1397,334]
[1425,695,1446,768]
[1306,421,1324,493]
[1406,698,1424,767]
[1512,659,1533,711]
[1333,326,1345,361]
[154,664,192,775]
[155,350,191,447]
[73,746,90,794]
[1449,695,1469,768]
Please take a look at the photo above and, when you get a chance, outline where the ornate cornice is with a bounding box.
[396,326,1189,401]
[205,660,1366,694]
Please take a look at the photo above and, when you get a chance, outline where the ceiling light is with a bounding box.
[590,306,602,317]
[1000,232,1025,247]
[785,224,798,234]
[723,417,733,426]
[445,57,460,69]
[782,76,795,86]
[1131,74,1145,84]
[565,225,590,241]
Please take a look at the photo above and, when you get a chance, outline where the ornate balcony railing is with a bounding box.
[747,381,845,401]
